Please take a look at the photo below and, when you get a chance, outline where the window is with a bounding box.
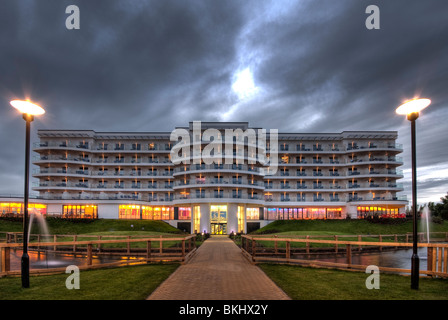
[119,205,140,219]
[148,143,157,150]
[237,206,245,233]
[296,156,306,164]
[148,193,157,201]
[280,155,289,163]
[297,181,306,189]
[132,143,141,150]
[211,205,227,223]
[148,181,157,188]
[196,189,205,198]
[330,168,339,176]
[246,208,259,220]
[214,190,223,198]
[264,181,273,189]
[281,181,290,189]
[232,176,242,184]
[0,203,47,217]
[64,205,97,219]
[178,207,191,220]
[193,206,201,233]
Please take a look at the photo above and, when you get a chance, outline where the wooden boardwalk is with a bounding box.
[147,236,290,300]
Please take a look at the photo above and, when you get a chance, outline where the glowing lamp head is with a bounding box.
[396,98,431,121]
[10,100,45,116]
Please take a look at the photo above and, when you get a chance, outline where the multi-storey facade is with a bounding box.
[1,122,407,234]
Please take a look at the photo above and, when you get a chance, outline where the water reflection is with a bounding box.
[9,249,140,271]
[293,247,428,271]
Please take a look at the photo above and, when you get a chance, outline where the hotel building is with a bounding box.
[1,122,407,234]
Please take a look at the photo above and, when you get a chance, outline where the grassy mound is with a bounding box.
[252,219,448,236]
[0,217,183,235]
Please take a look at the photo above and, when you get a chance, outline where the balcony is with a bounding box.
[173,164,263,175]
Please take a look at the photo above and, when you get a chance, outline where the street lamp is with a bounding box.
[10,99,45,288]
[396,97,431,290]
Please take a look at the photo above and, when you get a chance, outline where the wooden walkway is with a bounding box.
[147,236,290,300]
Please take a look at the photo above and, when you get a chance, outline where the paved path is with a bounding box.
[147,236,290,300]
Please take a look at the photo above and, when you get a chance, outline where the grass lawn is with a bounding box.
[259,263,448,300]
[0,263,179,300]
[248,220,448,249]
[0,218,183,235]
[252,219,448,236]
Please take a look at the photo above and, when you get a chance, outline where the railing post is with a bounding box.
[358,235,362,251]
[182,239,186,261]
[159,235,163,254]
[252,239,256,262]
[1,247,11,273]
[334,235,338,253]
[346,244,352,268]
[127,236,131,255]
[379,235,382,252]
[427,247,434,277]
[146,240,151,261]
[98,235,102,252]
[274,235,278,255]
[53,235,57,251]
[438,247,443,274]
[443,248,447,275]
[306,235,310,254]
[286,241,290,262]
[87,243,92,266]
[432,247,437,275]
[73,235,77,252]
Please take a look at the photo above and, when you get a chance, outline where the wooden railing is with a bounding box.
[0,234,197,276]
[241,234,448,278]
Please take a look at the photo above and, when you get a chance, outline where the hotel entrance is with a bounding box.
[210,223,227,235]
[210,205,227,235]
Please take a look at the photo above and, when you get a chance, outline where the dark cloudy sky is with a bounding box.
[1,0,447,204]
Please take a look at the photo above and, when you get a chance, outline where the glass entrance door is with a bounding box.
[211,223,227,235]
[210,205,227,235]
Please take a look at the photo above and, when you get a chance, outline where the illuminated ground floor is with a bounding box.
[0,197,406,234]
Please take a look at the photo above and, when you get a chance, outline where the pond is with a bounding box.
[8,249,142,271]
[293,247,428,271]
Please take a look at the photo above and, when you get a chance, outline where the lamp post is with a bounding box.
[396,97,431,290]
[10,99,45,288]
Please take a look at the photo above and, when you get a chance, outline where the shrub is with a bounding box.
[365,216,407,225]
